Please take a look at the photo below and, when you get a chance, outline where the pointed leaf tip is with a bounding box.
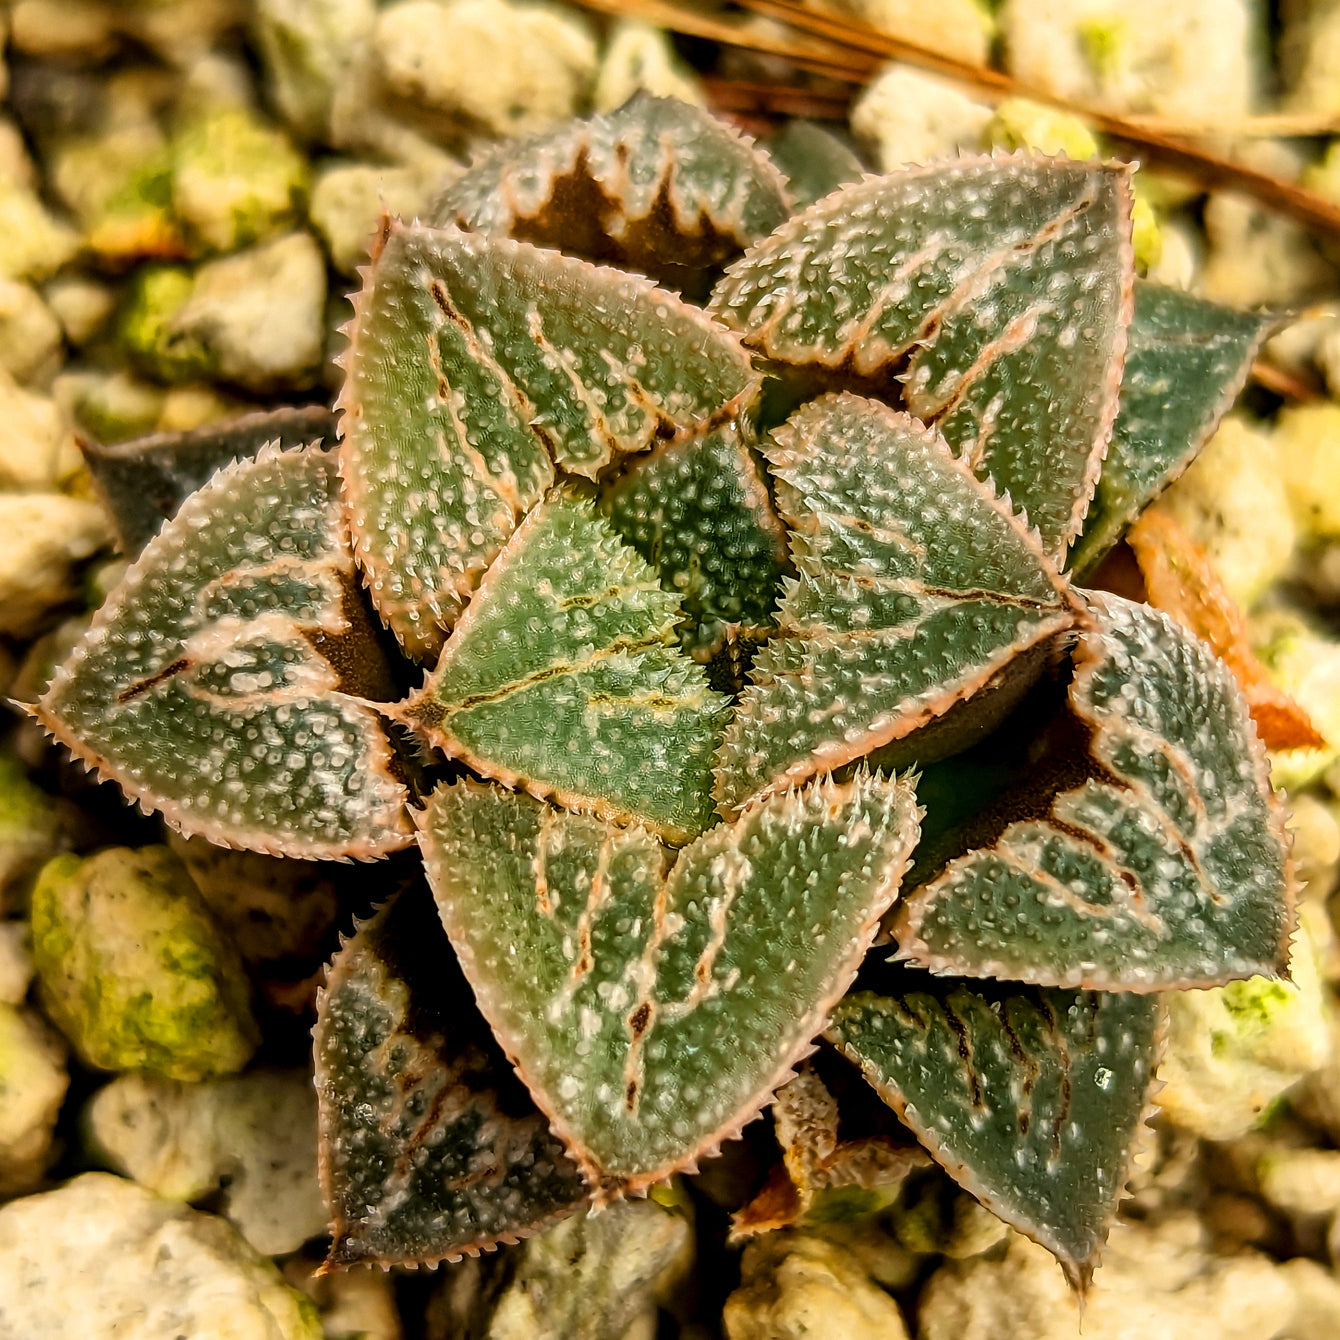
[315,887,590,1268]
[896,592,1294,990]
[35,445,412,859]
[710,155,1134,559]
[416,771,922,1194]
[716,393,1081,815]
[339,220,759,659]
[601,424,790,656]
[400,489,729,844]
[1067,281,1276,578]
[828,978,1161,1284]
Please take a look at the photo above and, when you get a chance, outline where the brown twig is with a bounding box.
[725,0,1340,239]
[570,0,875,84]
[1250,358,1324,402]
[702,77,852,120]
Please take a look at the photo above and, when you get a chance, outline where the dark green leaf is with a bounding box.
[715,393,1081,816]
[765,121,864,211]
[34,446,412,859]
[601,424,790,656]
[828,976,1161,1288]
[710,156,1135,559]
[339,221,759,659]
[1067,282,1275,579]
[315,885,590,1267]
[81,405,338,556]
[432,92,790,297]
[399,490,729,844]
[416,771,920,1195]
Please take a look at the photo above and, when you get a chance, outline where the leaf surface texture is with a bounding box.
[417,772,921,1193]
[35,445,411,858]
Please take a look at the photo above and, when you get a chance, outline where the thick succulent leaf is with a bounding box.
[765,121,865,212]
[315,885,590,1268]
[709,155,1134,558]
[416,771,921,1195]
[339,221,759,660]
[601,424,790,655]
[896,592,1293,990]
[81,405,339,556]
[1067,282,1276,578]
[715,394,1082,816]
[432,92,790,295]
[828,978,1161,1288]
[399,490,729,845]
[34,445,412,859]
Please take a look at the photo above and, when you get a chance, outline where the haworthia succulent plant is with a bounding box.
[315,886,590,1267]
[397,490,730,844]
[33,445,412,859]
[416,771,921,1194]
[601,424,790,655]
[715,393,1082,816]
[709,155,1134,558]
[338,220,759,660]
[895,593,1293,990]
[33,95,1302,1291]
[828,977,1161,1288]
[1066,281,1276,579]
[432,92,791,295]
[81,404,339,556]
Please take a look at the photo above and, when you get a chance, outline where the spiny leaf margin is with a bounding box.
[314,886,590,1269]
[33,443,412,860]
[827,978,1164,1290]
[894,592,1294,990]
[715,392,1084,815]
[415,770,922,1197]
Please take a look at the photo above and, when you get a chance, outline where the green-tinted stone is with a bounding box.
[601,424,789,655]
[710,157,1134,559]
[120,266,217,384]
[401,490,728,845]
[829,978,1160,1287]
[433,92,790,296]
[315,886,590,1268]
[34,446,412,859]
[170,109,309,254]
[895,593,1293,990]
[417,771,920,1193]
[0,754,63,913]
[339,220,758,660]
[1067,282,1276,579]
[30,847,257,1081]
[716,394,1080,815]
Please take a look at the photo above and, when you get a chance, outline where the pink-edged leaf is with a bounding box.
[709,155,1135,559]
[715,393,1082,816]
[33,445,412,859]
[415,771,921,1196]
[895,593,1294,990]
[828,973,1161,1289]
[433,92,791,296]
[338,220,759,660]
[315,885,590,1268]
[397,489,729,845]
[600,423,791,656]
[81,405,338,556]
